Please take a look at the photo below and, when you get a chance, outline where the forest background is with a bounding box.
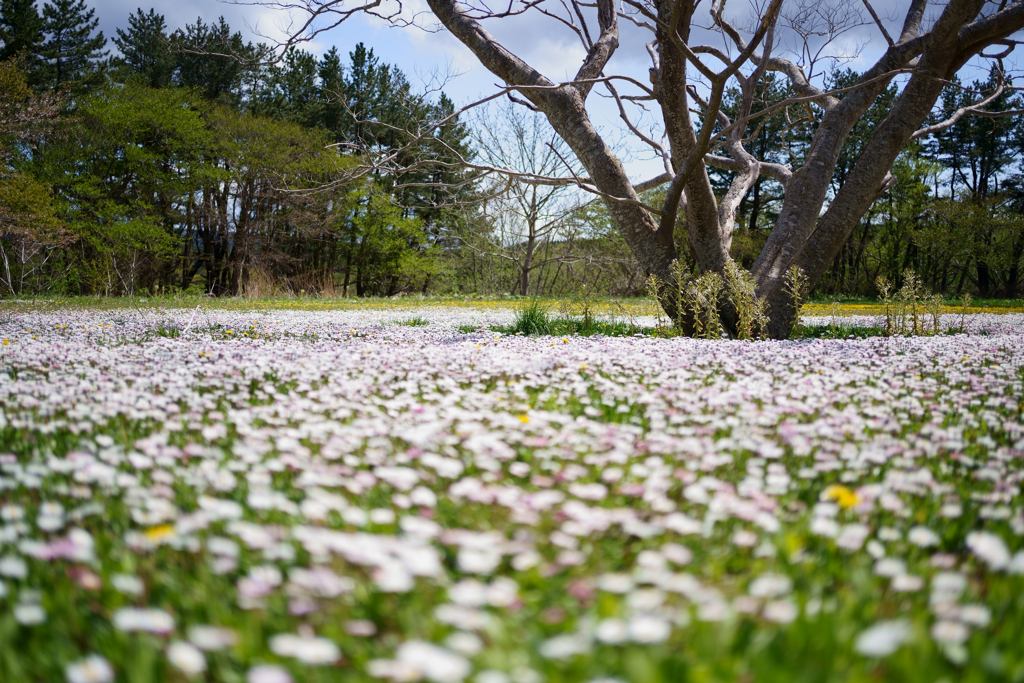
[2,0,1024,302]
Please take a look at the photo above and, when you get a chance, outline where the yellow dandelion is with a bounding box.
[822,484,860,509]
[519,414,530,423]
[145,524,175,542]
[225,330,233,334]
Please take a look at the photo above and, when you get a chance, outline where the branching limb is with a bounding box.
[912,81,1010,139]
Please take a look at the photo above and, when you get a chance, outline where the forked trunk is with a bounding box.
[421,0,1024,339]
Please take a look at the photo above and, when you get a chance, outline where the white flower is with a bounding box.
[748,573,792,599]
[866,540,885,559]
[930,620,969,645]
[627,615,671,643]
[249,565,283,586]
[370,508,397,525]
[510,551,539,571]
[486,577,519,607]
[457,547,502,574]
[247,664,293,683]
[207,536,240,557]
[763,599,799,623]
[907,526,940,547]
[0,555,27,579]
[873,558,906,577]
[287,566,354,598]
[597,573,634,594]
[959,604,991,627]
[345,620,378,637]
[14,603,46,625]
[891,574,924,592]
[448,579,487,607]
[475,671,510,683]
[445,631,483,656]
[732,530,758,547]
[110,574,144,596]
[187,625,238,651]
[269,633,341,664]
[966,531,1011,570]
[66,655,114,683]
[167,641,207,676]
[1010,551,1024,575]
[627,588,665,611]
[810,517,840,538]
[855,620,913,657]
[661,543,692,565]
[696,600,732,622]
[112,608,175,634]
[596,619,629,644]
[509,667,541,683]
[539,634,591,659]
[835,524,870,551]
[940,503,963,518]
[410,486,438,507]
[396,640,472,682]
[367,659,421,681]
[436,604,488,631]
[374,563,415,593]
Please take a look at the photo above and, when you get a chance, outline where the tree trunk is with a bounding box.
[421,0,1024,338]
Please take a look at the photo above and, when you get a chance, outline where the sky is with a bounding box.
[85,0,1021,181]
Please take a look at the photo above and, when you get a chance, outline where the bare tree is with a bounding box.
[472,100,590,295]
[253,0,1024,337]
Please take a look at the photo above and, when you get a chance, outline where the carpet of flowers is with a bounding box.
[0,305,1022,682]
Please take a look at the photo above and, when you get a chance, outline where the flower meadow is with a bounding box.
[0,304,1022,683]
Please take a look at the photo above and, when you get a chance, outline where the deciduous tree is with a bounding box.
[266,0,1024,336]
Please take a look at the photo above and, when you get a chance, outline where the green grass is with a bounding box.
[792,324,974,340]
[487,300,649,338]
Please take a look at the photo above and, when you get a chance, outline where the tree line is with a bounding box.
[1,1,1023,303]
[0,1,486,297]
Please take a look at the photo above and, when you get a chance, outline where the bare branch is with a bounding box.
[912,80,1019,139]
[861,0,894,46]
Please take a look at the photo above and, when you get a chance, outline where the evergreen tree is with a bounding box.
[111,8,172,88]
[0,0,43,63]
[317,47,345,137]
[171,17,250,104]
[38,0,106,93]
[342,43,385,146]
[254,47,319,127]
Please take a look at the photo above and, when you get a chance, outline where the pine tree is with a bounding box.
[171,17,250,104]
[254,47,319,127]
[38,0,106,92]
[111,7,172,88]
[317,47,345,138]
[0,0,43,63]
